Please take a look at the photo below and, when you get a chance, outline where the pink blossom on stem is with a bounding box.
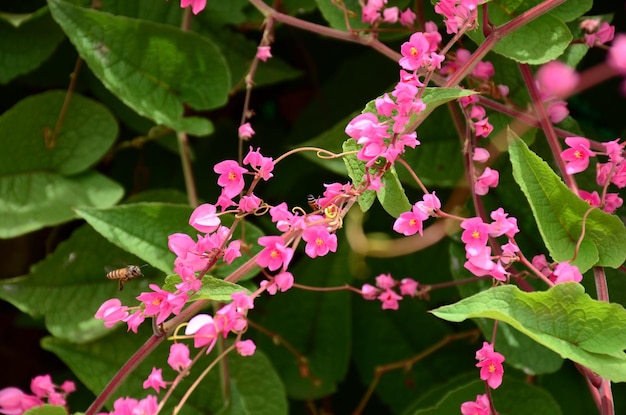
[236,339,257,356]
[95,298,129,328]
[256,236,294,271]
[302,225,337,258]
[214,160,248,198]
[143,368,167,393]
[551,262,582,284]
[180,0,206,15]
[256,46,272,62]
[488,208,519,237]
[475,341,505,389]
[269,202,294,232]
[30,375,54,398]
[532,254,552,277]
[604,193,623,213]
[274,271,294,292]
[469,105,486,120]
[186,314,220,351]
[473,147,490,163]
[378,289,403,310]
[110,395,158,415]
[123,311,146,333]
[375,273,396,290]
[223,240,242,264]
[393,203,429,236]
[461,217,490,255]
[399,278,418,296]
[382,7,399,23]
[137,284,188,325]
[561,136,596,174]
[399,32,430,70]
[474,117,494,138]
[471,61,494,81]
[239,194,262,213]
[399,8,416,26]
[238,123,255,140]
[168,343,192,372]
[461,394,491,415]
[474,167,499,195]
[243,147,274,180]
[0,387,38,415]
[547,100,569,123]
[416,192,441,216]
[189,203,221,233]
[361,284,379,300]
[578,190,601,207]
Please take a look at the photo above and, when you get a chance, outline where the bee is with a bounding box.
[307,194,320,211]
[106,265,144,291]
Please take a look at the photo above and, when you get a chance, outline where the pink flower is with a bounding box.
[416,192,441,216]
[382,7,399,23]
[0,387,38,415]
[547,100,569,123]
[214,160,248,198]
[111,395,158,415]
[561,136,595,174]
[361,284,379,300]
[536,61,579,99]
[473,147,490,163]
[399,8,416,26]
[472,61,494,81]
[551,262,582,284]
[475,341,505,389]
[461,394,491,415]
[461,217,490,255]
[604,193,623,213]
[235,339,257,356]
[30,375,54,398]
[464,245,496,277]
[375,273,396,289]
[243,147,274,181]
[168,343,192,372]
[399,32,430,70]
[399,278,418,296]
[95,298,129,328]
[180,0,206,15]
[274,271,294,292]
[532,254,552,277]
[239,194,262,213]
[186,314,220,351]
[143,368,167,393]
[393,203,429,236]
[256,46,272,62]
[474,117,493,138]
[488,208,519,237]
[189,203,221,233]
[256,236,294,271]
[469,105,486,120]
[137,284,188,325]
[238,123,255,140]
[378,289,403,310]
[474,167,499,195]
[302,226,337,258]
[608,34,626,75]
[578,190,601,207]
[123,311,146,334]
[269,203,294,232]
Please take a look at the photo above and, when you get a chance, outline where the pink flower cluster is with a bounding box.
[360,0,416,26]
[460,209,520,281]
[184,291,256,356]
[0,374,75,414]
[561,136,625,213]
[434,0,479,34]
[360,273,424,310]
[580,19,615,47]
[531,255,583,284]
[97,395,158,415]
[461,342,505,414]
[393,193,441,236]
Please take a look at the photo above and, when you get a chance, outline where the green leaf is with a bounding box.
[0,225,154,343]
[75,203,194,274]
[431,283,626,382]
[42,328,287,414]
[377,168,412,218]
[0,172,124,238]
[48,0,231,136]
[24,405,69,415]
[0,91,118,176]
[164,274,246,302]
[342,138,376,212]
[508,133,626,272]
[0,7,65,83]
[449,242,563,375]
[547,0,593,22]
[468,8,572,64]
[405,376,562,415]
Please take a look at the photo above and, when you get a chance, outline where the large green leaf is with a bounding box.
[48,0,231,136]
[0,91,118,175]
[43,328,287,414]
[0,7,65,84]
[432,283,626,382]
[0,225,152,343]
[75,203,195,274]
[509,133,626,272]
[0,172,123,238]
[449,242,563,375]
[468,6,572,64]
